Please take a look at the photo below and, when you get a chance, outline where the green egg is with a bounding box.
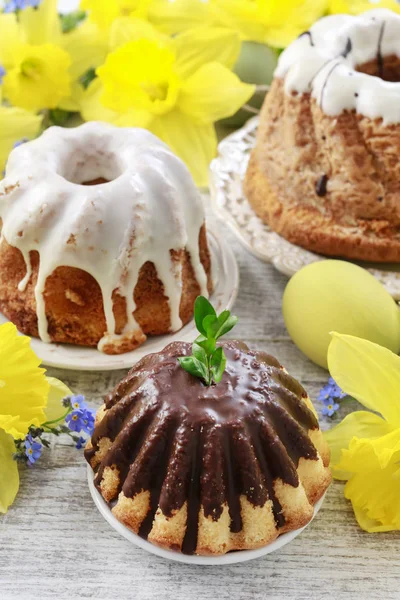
[219,41,278,128]
[282,260,400,369]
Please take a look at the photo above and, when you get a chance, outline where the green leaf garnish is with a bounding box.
[179,296,238,386]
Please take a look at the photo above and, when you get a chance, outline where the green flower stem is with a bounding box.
[41,407,72,429]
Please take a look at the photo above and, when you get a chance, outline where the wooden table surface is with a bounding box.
[1,206,399,600]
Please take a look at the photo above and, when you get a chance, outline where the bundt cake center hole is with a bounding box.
[356,55,400,82]
[62,150,123,186]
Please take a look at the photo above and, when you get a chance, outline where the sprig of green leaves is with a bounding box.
[178,296,238,386]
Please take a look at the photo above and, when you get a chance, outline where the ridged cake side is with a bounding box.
[85,341,331,556]
[245,9,400,263]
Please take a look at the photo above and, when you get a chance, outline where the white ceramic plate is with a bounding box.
[0,230,238,371]
[210,116,400,300]
[87,465,326,565]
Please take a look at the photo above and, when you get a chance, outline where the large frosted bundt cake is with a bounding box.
[245,9,400,262]
[86,340,331,555]
[0,123,211,354]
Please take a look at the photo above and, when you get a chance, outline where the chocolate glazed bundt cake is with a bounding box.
[86,341,331,555]
[245,9,400,262]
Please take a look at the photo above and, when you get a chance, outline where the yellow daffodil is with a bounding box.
[0,99,42,175]
[0,323,72,513]
[0,0,106,112]
[81,0,153,30]
[80,24,254,185]
[324,333,400,532]
[330,0,400,14]
[149,0,328,47]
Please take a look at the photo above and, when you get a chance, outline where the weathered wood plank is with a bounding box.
[1,211,399,600]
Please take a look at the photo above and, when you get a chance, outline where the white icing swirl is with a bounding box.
[275,9,400,124]
[0,122,209,351]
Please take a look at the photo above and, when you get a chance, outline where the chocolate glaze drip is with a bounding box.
[377,22,386,78]
[299,31,314,46]
[86,341,319,554]
[341,38,352,59]
[316,174,328,197]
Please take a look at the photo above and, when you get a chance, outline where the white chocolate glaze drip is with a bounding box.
[0,122,209,351]
[275,9,400,124]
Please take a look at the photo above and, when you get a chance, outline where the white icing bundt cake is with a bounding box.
[0,122,212,354]
[245,9,400,262]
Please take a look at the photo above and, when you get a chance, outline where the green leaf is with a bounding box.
[195,333,216,356]
[215,314,239,340]
[192,343,207,363]
[210,348,227,384]
[178,356,209,384]
[194,296,216,336]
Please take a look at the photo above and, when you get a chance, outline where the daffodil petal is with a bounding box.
[80,78,152,127]
[19,0,61,45]
[0,14,23,68]
[149,0,222,35]
[324,411,394,480]
[212,0,267,42]
[0,429,19,514]
[174,27,241,79]
[180,62,254,125]
[328,333,400,427]
[150,110,217,187]
[44,377,72,423]
[330,0,400,15]
[109,17,171,51]
[62,21,108,80]
[0,106,42,175]
[340,431,400,532]
[0,323,48,439]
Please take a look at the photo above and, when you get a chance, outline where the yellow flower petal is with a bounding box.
[324,411,394,480]
[62,21,108,81]
[18,0,62,46]
[44,377,72,423]
[80,78,152,127]
[109,16,171,51]
[0,105,42,175]
[149,0,222,35]
[0,14,23,68]
[3,43,71,111]
[0,429,19,514]
[174,27,241,79]
[328,333,400,427]
[329,0,400,15]
[180,62,254,124]
[150,110,217,186]
[0,323,48,439]
[81,0,152,30]
[339,431,400,532]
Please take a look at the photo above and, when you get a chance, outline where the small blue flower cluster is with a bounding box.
[24,434,42,464]
[318,377,346,417]
[4,0,41,13]
[13,394,95,465]
[65,395,95,439]
[0,65,5,85]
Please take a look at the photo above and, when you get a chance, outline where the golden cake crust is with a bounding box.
[244,78,400,263]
